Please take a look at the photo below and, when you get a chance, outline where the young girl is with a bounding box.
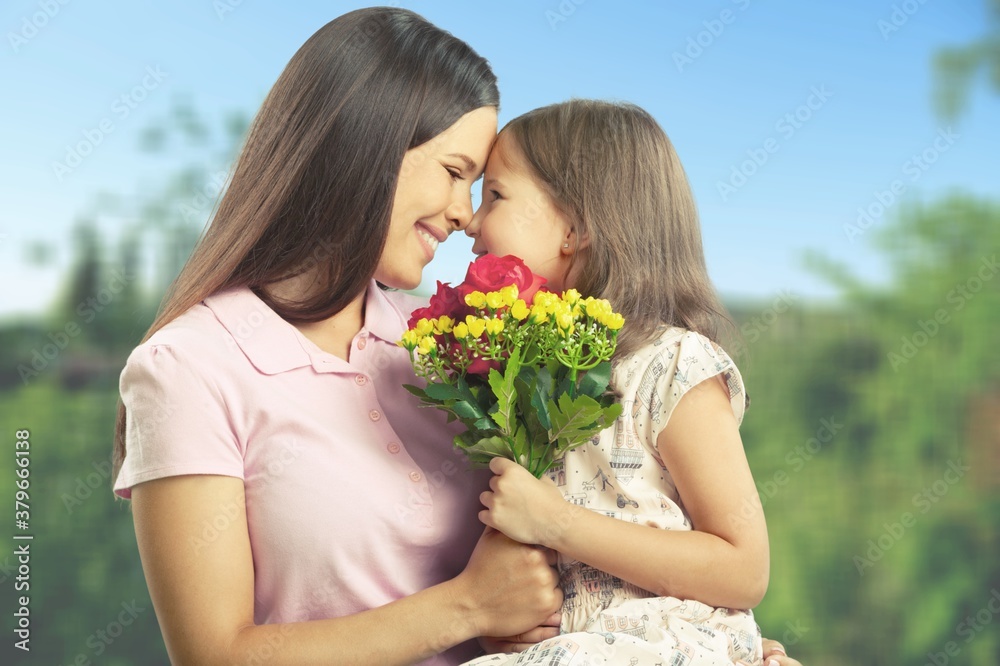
[462,100,769,666]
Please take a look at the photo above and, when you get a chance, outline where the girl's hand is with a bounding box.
[736,639,803,666]
[479,457,569,546]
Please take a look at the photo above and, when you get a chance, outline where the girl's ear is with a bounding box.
[562,226,590,255]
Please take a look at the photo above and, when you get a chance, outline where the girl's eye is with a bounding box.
[446,167,462,181]
[489,189,502,202]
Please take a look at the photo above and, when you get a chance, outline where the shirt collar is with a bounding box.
[363,282,410,343]
[204,281,407,375]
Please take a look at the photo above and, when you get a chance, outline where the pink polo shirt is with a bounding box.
[114,283,490,665]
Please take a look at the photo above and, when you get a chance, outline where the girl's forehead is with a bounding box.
[485,133,524,173]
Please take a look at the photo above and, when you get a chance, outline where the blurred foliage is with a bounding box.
[744,194,1000,665]
[932,0,1000,120]
[3,24,999,662]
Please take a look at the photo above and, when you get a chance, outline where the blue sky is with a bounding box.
[2,0,997,317]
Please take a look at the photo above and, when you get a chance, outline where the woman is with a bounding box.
[112,7,802,665]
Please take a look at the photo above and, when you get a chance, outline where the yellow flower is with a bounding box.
[417,336,436,355]
[485,318,505,336]
[485,291,504,310]
[465,316,487,338]
[602,312,625,331]
[500,285,519,307]
[414,318,434,337]
[464,291,487,308]
[433,316,454,334]
[533,291,559,312]
[556,311,574,331]
[562,288,581,305]
[585,298,610,319]
[529,303,550,322]
[398,330,419,349]
[453,322,469,339]
[553,301,572,322]
[510,299,530,321]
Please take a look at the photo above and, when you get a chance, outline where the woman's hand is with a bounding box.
[478,457,570,546]
[477,610,561,653]
[456,527,563,639]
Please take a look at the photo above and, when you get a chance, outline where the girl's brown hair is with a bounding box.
[112,7,499,482]
[498,99,735,358]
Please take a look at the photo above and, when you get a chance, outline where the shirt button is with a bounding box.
[355,374,368,386]
[387,442,400,454]
[357,338,367,350]
[369,409,382,422]
[409,471,422,482]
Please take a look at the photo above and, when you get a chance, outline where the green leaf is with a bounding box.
[467,379,496,416]
[553,364,574,398]
[455,434,516,467]
[487,348,521,434]
[548,392,610,450]
[510,424,530,468]
[402,384,430,401]
[451,400,486,421]
[578,361,613,397]
[472,417,496,431]
[529,366,553,430]
[423,382,463,401]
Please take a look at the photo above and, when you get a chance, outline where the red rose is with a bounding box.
[466,355,502,376]
[457,255,548,305]
[407,281,468,329]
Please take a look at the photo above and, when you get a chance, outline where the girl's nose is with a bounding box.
[465,204,484,238]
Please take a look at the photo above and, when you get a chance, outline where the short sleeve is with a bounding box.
[641,330,748,448]
[113,344,245,499]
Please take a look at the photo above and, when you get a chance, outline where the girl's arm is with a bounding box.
[479,375,769,610]
[132,474,562,666]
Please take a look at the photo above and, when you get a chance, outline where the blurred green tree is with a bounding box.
[933,0,1000,119]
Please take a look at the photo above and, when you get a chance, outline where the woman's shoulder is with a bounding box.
[139,301,233,356]
[124,297,251,383]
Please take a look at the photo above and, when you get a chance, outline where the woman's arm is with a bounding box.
[132,474,562,666]
[480,375,769,610]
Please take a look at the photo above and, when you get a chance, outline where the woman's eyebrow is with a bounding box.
[447,153,478,173]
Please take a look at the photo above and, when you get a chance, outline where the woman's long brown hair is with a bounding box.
[498,100,735,358]
[112,7,499,483]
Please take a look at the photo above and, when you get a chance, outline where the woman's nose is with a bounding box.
[446,193,474,231]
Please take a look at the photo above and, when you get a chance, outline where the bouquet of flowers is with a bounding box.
[398,255,624,477]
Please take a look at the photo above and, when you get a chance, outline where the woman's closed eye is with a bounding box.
[488,189,503,202]
[445,167,463,182]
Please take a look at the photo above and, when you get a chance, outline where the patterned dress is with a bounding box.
[462,327,762,666]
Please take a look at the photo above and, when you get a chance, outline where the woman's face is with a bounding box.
[375,106,498,290]
[465,135,576,292]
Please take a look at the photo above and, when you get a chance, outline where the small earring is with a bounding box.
[562,242,570,249]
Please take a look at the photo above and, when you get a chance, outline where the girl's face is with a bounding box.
[466,135,577,292]
[376,106,498,290]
